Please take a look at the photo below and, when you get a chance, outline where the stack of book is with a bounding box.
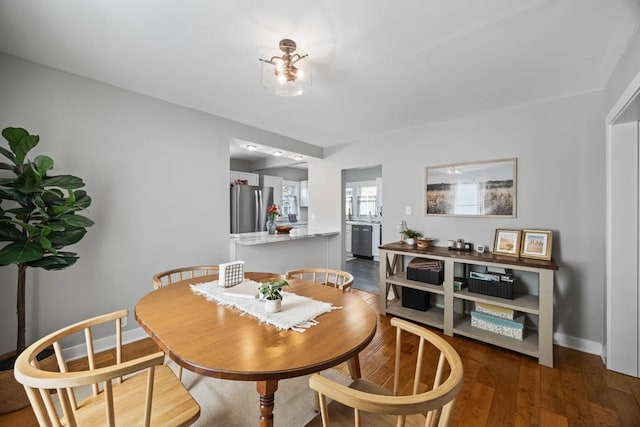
[470,301,524,340]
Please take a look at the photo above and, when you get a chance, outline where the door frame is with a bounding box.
[605,69,640,374]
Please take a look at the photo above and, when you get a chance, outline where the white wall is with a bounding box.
[312,92,606,351]
[0,53,308,353]
[605,29,640,114]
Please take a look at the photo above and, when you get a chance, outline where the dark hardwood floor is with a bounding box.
[346,257,379,294]
[3,289,640,426]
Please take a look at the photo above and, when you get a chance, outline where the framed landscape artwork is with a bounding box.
[493,229,521,257]
[520,229,553,260]
[425,158,517,217]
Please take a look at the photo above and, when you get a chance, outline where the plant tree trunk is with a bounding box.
[16,263,26,354]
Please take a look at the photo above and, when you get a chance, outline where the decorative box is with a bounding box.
[471,310,524,340]
[401,287,431,311]
[474,302,515,320]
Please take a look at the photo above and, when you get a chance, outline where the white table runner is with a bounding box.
[190,280,335,332]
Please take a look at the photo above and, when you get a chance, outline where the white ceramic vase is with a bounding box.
[405,238,415,246]
[265,299,282,313]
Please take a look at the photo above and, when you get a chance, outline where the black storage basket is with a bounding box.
[468,278,514,299]
[401,287,431,311]
[406,267,444,285]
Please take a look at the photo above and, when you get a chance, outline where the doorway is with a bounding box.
[342,165,383,294]
[606,70,640,377]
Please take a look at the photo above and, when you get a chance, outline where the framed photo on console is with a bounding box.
[493,229,521,257]
[520,229,553,260]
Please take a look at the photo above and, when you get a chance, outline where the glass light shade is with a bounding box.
[260,51,312,97]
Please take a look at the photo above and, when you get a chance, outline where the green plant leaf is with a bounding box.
[61,214,94,228]
[43,175,84,189]
[48,228,86,247]
[0,146,16,164]
[0,161,15,171]
[33,155,54,176]
[27,254,78,270]
[0,241,44,265]
[0,223,25,241]
[2,127,39,165]
[73,190,92,209]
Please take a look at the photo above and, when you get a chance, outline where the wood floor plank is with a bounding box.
[515,358,541,427]
[455,382,494,426]
[540,363,566,417]
[540,409,568,427]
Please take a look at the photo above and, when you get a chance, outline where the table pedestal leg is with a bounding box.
[256,380,279,427]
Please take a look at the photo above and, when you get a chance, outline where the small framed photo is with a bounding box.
[493,229,522,257]
[520,229,553,260]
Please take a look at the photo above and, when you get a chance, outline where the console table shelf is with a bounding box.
[379,242,558,367]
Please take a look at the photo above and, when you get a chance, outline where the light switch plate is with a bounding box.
[405,206,412,215]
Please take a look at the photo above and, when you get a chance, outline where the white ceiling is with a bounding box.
[1,0,639,149]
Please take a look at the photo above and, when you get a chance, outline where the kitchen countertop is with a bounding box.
[346,220,382,226]
[230,228,339,246]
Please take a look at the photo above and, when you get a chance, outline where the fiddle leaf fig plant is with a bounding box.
[0,127,94,354]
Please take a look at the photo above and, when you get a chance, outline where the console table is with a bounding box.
[379,242,559,367]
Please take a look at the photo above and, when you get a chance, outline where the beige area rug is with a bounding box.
[51,361,350,426]
[174,361,351,426]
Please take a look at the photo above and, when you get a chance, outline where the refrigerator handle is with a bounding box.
[255,189,262,232]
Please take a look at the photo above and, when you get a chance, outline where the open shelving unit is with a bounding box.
[379,242,558,367]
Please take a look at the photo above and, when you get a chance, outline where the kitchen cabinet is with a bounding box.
[260,175,283,207]
[379,243,558,367]
[230,170,259,186]
[345,224,352,255]
[300,180,309,207]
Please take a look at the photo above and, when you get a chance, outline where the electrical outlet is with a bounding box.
[122,316,128,328]
[405,206,412,215]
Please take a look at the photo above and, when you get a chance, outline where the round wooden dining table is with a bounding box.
[135,272,377,427]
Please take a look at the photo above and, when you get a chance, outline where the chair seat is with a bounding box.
[62,365,200,427]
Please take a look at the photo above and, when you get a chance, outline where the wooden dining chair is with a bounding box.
[152,265,219,290]
[152,265,219,380]
[308,317,464,427]
[13,309,200,427]
[285,268,354,292]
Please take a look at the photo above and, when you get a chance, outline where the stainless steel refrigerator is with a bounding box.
[230,184,274,233]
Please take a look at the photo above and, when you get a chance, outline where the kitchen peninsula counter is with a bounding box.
[230,228,338,246]
[230,228,340,273]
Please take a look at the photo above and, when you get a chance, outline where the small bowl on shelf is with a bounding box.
[276,225,294,234]
[415,238,433,249]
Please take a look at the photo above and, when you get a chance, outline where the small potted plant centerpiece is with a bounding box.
[401,228,422,246]
[259,280,289,313]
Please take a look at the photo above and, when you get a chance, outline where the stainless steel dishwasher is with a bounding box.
[351,224,373,258]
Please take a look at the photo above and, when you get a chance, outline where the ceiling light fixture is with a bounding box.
[259,39,311,96]
[293,155,303,161]
[246,144,257,151]
[272,151,283,157]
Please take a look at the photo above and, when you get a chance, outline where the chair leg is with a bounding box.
[314,391,320,412]
[177,365,183,381]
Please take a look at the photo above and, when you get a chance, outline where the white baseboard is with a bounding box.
[63,326,149,361]
[553,332,603,357]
